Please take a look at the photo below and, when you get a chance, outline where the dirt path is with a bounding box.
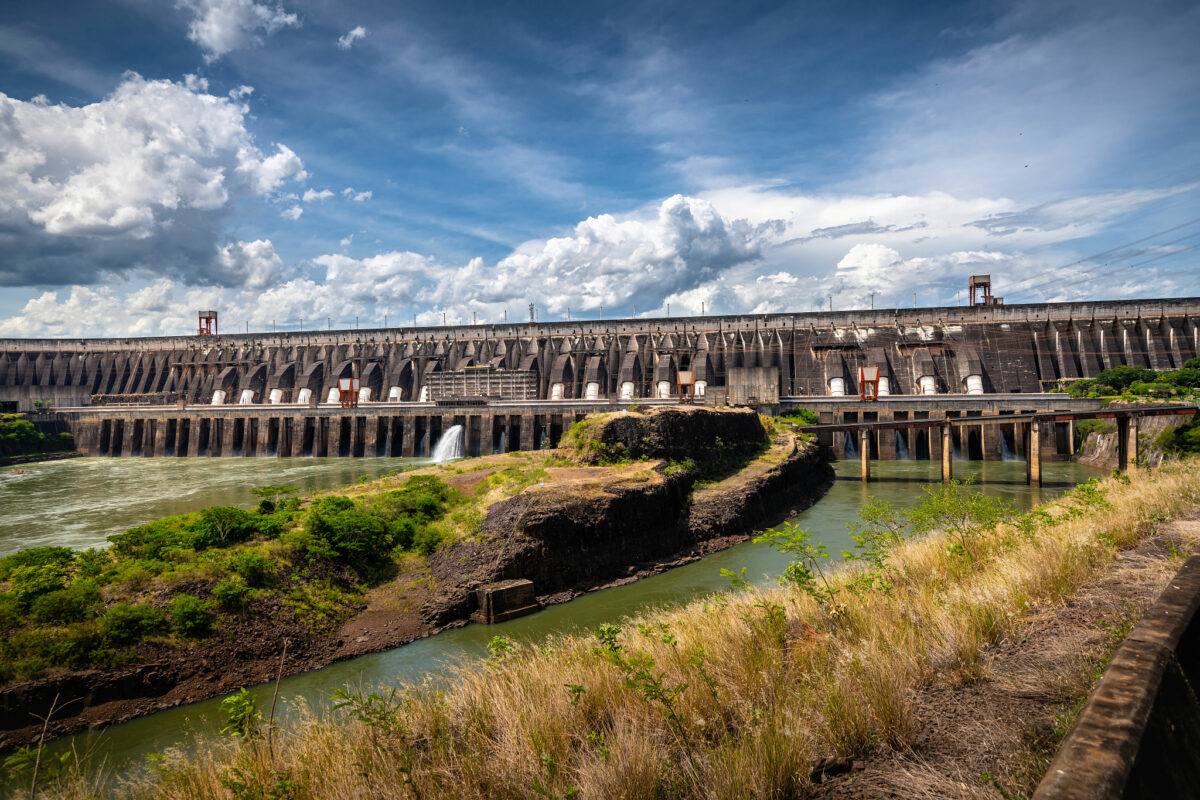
[814,508,1200,799]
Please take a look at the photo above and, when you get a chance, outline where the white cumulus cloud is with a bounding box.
[178,0,299,62]
[337,26,367,50]
[0,72,307,287]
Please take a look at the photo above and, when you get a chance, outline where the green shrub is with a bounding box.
[0,593,23,633]
[780,407,819,425]
[212,577,251,611]
[7,563,67,610]
[1156,420,1200,456]
[75,548,111,578]
[191,507,260,549]
[30,580,101,625]
[1185,356,1200,370]
[169,594,215,638]
[1157,368,1200,389]
[101,603,165,645]
[109,516,201,561]
[305,501,393,573]
[1129,380,1174,398]
[0,546,76,580]
[412,525,444,556]
[226,552,274,587]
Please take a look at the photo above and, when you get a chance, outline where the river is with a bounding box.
[3,456,1102,788]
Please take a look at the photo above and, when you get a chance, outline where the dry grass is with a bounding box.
[31,460,1200,800]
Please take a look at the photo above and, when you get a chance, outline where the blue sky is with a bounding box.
[0,0,1197,336]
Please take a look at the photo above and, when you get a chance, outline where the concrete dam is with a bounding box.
[2,296,1197,461]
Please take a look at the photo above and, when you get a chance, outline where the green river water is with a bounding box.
[0,455,1102,788]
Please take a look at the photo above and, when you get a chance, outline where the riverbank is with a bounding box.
[0,451,82,469]
[33,458,1195,800]
[0,407,832,752]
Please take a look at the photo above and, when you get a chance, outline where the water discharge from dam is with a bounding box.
[431,424,465,463]
[9,456,1104,786]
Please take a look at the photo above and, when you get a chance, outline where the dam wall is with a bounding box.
[1,298,1196,413]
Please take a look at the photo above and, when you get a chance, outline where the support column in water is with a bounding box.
[1126,414,1140,470]
[1027,420,1042,487]
[402,417,416,457]
[364,417,380,458]
[860,428,871,482]
[942,422,953,482]
[479,414,494,456]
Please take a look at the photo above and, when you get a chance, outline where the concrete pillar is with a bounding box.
[152,420,167,456]
[188,418,203,456]
[1066,418,1076,456]
[1028,420,1042,487]
[982,412,1000,460]
[256,417,271,457]
[327,417,345,457]
[120,419,136,457]
[364,417,380,458]
[520,415,536,451]
[942,422,953,482]
[402,417,416,457]
[479,414,494,456]
[929,414,944,462]
[220,420,236,456]
[878,412,895,461]
[291,418,306,457]
[860,428,871,482]
[1127,414,1140,470]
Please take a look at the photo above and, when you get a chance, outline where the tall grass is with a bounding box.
[30,460,1200,800]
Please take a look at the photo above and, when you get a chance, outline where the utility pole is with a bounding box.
[504,309,507,322]
[913,292,917,308]
[828,295,833,312]
[328,316,331,330]
[957,291,961,306]
[355,315,359,329]
[473,311,477,325]
[300,318,303,331]
[870,293,874,310]
[272,320,275,332]
[384,314,388,328]
[701,302,705,315]
[443,311,447,325]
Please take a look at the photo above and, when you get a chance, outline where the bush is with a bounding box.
[191,507,260,550]
[226,552,274,587]
[101,603,165,645]
[0,593,22,633]
[780,407,819,425]
[169,594,215,638]
[412,525,444,556]
[7,564,67,610]
[1157,368,1200,389]
[30,580,101,625]
[212,577,251,611]
[305,500,394,574]
[1156,420,1200,457]
[109,516,201,561]
[0,546,76,580]
[1128,380,1174,398]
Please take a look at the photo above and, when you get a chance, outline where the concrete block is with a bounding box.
[471,579,540,624]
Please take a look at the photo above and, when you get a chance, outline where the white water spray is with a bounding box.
[431,425,465,463]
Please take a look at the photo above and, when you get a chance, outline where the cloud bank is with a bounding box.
[0,73,306,287]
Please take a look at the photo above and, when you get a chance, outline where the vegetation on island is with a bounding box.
[0,415,74,461]
[0,475,460,684]
[20,454,1200,799]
